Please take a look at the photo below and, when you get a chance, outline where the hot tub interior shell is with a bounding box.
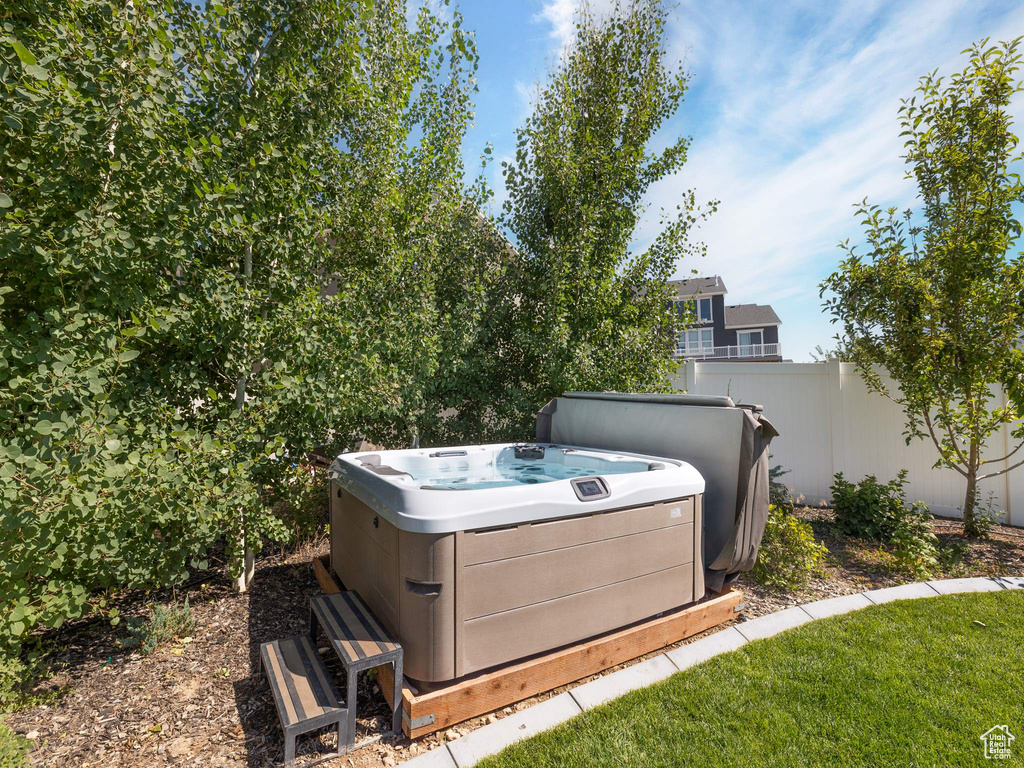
[329,485,704,684]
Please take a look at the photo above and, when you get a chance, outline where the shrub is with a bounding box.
[888,506,941,578]
[831,470,921,541]
[0,651,58,713]
[964,491,1001,539]
[769,463,793,511]
[0,657,28,712]
[268,463,329,546]
[117,601,196,656]
[831,470,949,577]
[753,505,828,592]
[938,539,969,572]
[0,719,29,768]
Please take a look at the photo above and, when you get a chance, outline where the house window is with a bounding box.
[697,297,713,323]
[738,330,763,355]
[674,297,713,324]
[677,328,713,355]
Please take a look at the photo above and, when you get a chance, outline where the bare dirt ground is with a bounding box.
[9,510,1024,767]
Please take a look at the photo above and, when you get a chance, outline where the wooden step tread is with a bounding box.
[310,590,401,666]
[260,636,344,728]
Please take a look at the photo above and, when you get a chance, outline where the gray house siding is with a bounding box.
[674,293,729,345]
[720,324,779,346]
[710,294,729,346]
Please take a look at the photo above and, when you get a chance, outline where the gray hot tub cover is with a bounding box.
[536,391,779,590]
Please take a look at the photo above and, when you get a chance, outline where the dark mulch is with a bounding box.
[737,506,1024,617]
[8,513,1023,767]
[7,542,403,768]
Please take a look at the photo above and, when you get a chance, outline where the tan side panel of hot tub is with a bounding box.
[460,497,694,566]
[329,481,344,581]
[330,481,364,596]
[330,489,400,636]
[454,496,699,677]
[461,522,694,620]
[461,565,694,674]
[347,490,399,556]
[398,530,456,683]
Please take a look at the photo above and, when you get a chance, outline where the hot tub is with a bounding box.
[328,443,705,684]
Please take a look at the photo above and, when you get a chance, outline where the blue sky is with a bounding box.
[451,0,1024,361]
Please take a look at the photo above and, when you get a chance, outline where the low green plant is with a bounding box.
[938,539,969,572]
[0,655,32,712]
[964,491,1001,539]
[117,601,195,656]
[0,651,58,713]
[830,470,918,541]
[830,471,953,577]
[752,505,828,592]
[0,718,29,768]
[768,463,793,511]
[888,508,940,578]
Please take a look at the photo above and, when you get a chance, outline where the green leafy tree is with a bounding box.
[1,0,235,645]
[0,0,704,650]
[491,0,715,435]
[822,38,1024,536]
[0,0,481,650]
[311,2,491,451]
[167,0,481,588]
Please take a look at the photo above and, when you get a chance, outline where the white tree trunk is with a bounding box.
[244,547,256,584]
[234,242,254,592]
[233,528,248,593]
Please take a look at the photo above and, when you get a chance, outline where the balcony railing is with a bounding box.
[673,343,781,360]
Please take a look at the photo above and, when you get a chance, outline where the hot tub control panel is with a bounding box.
[571,476,610,501]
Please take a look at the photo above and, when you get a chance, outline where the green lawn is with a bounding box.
[479,591,1024,768]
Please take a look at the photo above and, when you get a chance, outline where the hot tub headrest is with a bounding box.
[372,464,412,478]
[355,454,412,479]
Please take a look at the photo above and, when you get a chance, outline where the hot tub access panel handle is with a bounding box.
[405,578,443,597]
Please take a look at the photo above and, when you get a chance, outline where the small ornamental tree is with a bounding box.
[822,38,1024,536]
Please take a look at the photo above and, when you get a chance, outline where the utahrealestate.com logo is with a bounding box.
[981,726,1015,760]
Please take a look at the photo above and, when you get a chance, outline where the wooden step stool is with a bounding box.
[260,635,348,766]
[309,590,403,748]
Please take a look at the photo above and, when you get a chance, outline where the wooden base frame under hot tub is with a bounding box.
[313,554,743,739]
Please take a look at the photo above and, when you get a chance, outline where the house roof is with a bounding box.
[669,276,727,299]
[724,303,782,328]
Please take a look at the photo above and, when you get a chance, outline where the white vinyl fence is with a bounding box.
[673,360,1023,525]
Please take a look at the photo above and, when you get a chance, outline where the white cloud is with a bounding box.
[647,0,1024,359]
[536,0,577,50]
[535,0,620,52]
[529,0,1024,360]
